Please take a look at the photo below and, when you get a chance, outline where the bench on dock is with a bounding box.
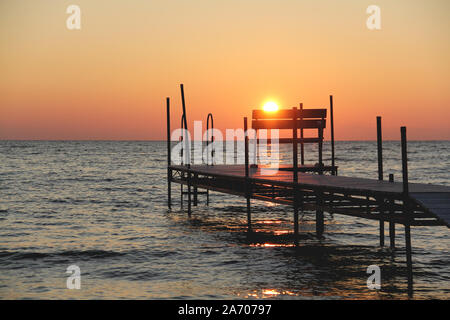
[251,105,337,175]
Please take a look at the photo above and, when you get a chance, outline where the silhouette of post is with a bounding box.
[401,126,413,297]
[330,95,336,175]
[377,116,384,246]
[299,103,304,166]
[377,116,383,181]
[292,107,299,243]
[244,117,252,232]
[389,174,395,249]
[166,97,171,210]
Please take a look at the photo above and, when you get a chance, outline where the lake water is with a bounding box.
[0,140,448,299]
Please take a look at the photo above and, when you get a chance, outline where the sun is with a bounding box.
[262,101,279,112]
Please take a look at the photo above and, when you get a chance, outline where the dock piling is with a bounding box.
[292,107,298,182]
[166,97,171,210]
[389,174,395,249]
[316,192,324,238]
[379,200,385,247]
[299,103,304,166]
[389,198,396,249]
[187,170,192,217]
[193,174,198,206]
[377,117,383,181]
[244,117,252,232]
[401,127,409,194]
[377,117,384,246]
[330,95,335,175]
[401,126,413,296]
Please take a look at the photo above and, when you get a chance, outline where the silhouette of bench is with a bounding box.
[251,105,337,175]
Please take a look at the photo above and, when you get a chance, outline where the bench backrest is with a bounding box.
[252,108,326,130]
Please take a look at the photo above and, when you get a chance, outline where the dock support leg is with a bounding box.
[244,117,251,233]
[405,224,413,297]
[180,178,183,208]
[294,206,299,245]
[187,171,192,217]
[379,199,384,247]
[293,188,299,245]
[389,221,395,249]
[389,198,395,249]
[166,97,171,210]
[193,174,198,206]
[246,180,252,233]
[167,169,171,210]
[246,195,252,233]
[206,189,209,206]
[316,192,324,238]
[379,220,385,247]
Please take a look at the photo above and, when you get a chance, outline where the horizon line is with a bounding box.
[1,139,449,142]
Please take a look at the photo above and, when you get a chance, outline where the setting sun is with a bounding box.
[263,101,279,112]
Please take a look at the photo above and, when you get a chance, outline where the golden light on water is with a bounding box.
[262,101,279,112]
[262,289,280,295]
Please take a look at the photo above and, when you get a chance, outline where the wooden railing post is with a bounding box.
[166,97,171,210]
[244,117,252,232]
[401,126,413,296]
[401,127,409,195]
[292,107,299,244]
[318,120,324,175]
[389,174,395,249]
[299,103,304,166]
[292,107,298,182]
[377,116,384,246]
[377,116,383,181]
[330,95,335,175]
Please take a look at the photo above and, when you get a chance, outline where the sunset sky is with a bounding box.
[1,0,449,140]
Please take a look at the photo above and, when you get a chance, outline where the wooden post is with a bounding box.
[294,194,299,245]
[330,95,335,175]
[193,173,198,206]
[244,117,252,232]
[389,174,395,249]
[299,103,304,166]
[187,170,192,217]
[180,84,190,167]
[401,126,413,296]
[379,200,385,247]
[376,117,384,246]
[401,127,408,194]
[316,192,324,238]
[166,97,171,210]
[377,117,383,181]
[318,121,323,175]
[180,176,183,208]
[405,223,413,297]
[293,107,299,244]
[292,107,298,182]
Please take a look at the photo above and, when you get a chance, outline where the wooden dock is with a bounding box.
[169,164,450,228]
[165,85,450,297]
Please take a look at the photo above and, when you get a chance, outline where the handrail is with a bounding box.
[206,113,214,165]
[180,113,188,165]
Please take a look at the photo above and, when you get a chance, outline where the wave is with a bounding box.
[0,249,125,261]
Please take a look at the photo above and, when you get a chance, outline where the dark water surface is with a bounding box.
[0,141,448,299]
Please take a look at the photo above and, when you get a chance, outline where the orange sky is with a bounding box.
[1,0,449,140]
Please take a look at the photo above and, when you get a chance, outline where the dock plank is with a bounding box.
[173,164,450,195]
[170,164,450,226]
[410,193,450,227]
